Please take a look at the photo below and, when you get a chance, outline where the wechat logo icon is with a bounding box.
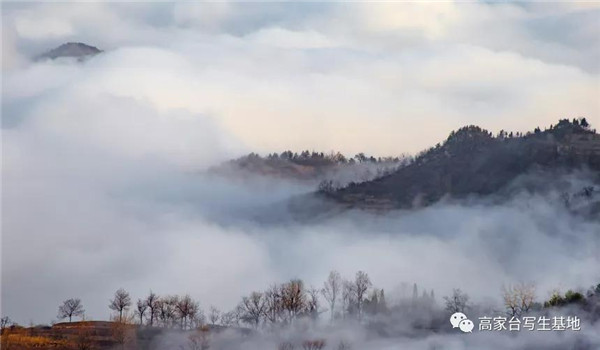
[450,312,474,333]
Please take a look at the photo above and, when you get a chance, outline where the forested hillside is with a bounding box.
[323,119,599,211]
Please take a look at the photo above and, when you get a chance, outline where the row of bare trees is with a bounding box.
[322,270,374,321]
[235,279,319,329]
[110,280,535,330]
[120,290,203,329]
[52,270,386,329]
[47,277,542,335]
[108,281,534,329]
[442,283,537,317]
[233,270,386,329]
[55,288,205,329]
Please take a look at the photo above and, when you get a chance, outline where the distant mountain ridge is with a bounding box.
[210,151,409,185]
[320,118,600,211]
[35,42,102,61]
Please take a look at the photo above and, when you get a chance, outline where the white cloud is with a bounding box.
[246,27,338,49]
[14,16,73,39]
[356,2,462,40]
[172,2,233,31]
[1,2,600,330]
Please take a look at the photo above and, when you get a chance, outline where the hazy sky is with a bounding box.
[1,2,600,327]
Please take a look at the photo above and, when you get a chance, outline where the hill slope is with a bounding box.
[323,119,600,211]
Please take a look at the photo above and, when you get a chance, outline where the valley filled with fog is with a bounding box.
[2,2,600,349]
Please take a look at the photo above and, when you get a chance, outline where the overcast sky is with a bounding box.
[1,2,600,326]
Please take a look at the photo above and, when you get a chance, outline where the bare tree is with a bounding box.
[281,279,306,322]
[443,289,469,313]
[306,287,321,320]
[0,318,10,350]
[145,291,160,327]
[135,299,148,325]
[353,271,371,320]
[155,299,166,327]
[517,283,536,314]
[58,298,85,322]
[278,342,295,350]
[220,310,238,327]
[341,280,355,319]
[109,288,132,322]
[302,339,326,350]
[176,295,199,330]
[190,306,205,328]
[1,316,12,330]
[502,285,519,317]
[157,295,178,328]
[322,270,342,322]
[502,283,536,317]
[264,284,284,325]
[209,306,220,325]
[240,292,266,329]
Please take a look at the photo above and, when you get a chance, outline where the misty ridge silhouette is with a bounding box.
[35,42,102,61]
[218,118,598,197]
[216,118,598,224]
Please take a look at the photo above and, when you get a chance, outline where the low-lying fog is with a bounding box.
[3,101,599,331]
[2,3,599,348]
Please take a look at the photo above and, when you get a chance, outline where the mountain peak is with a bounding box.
[36,42,102,61]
